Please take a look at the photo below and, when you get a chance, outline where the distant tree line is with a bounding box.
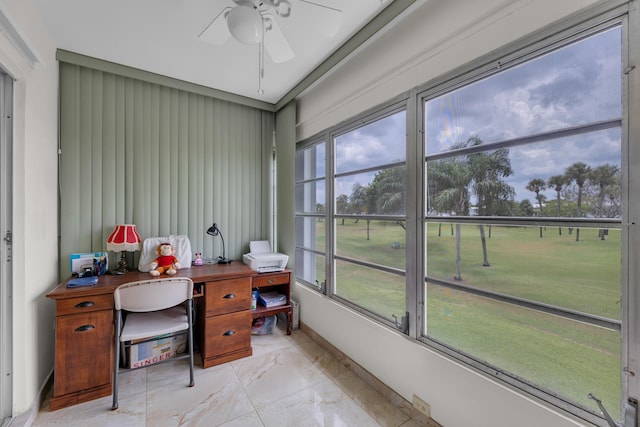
[325,135,619,275]
[526,162,621,219]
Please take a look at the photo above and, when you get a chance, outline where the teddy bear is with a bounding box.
[149,242,181,276]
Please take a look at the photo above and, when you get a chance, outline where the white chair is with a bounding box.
[112,277,195,410]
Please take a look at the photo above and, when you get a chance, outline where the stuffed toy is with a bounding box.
[193,252,203,266]
[149,242,181,276]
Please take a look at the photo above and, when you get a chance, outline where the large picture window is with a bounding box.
[296,15,627,424]
[422,26,622,416]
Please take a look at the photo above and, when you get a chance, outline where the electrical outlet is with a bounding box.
[412,394,431,417]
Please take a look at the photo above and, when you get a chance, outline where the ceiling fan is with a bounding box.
[199,0,342,63]
[199,0,342,94]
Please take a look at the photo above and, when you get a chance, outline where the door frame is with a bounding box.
[0,71,13,423]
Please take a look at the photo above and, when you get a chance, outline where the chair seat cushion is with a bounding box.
[120,307,188,342]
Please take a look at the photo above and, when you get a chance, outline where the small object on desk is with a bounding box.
[66,276,99,288]
[192,252,203,266]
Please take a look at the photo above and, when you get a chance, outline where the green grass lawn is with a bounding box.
[426,224,621,319]
[328,219,621,414]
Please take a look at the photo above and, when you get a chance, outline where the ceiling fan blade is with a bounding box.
[198,7,232,45]
[296,0,342,37]
[263,16,295,63]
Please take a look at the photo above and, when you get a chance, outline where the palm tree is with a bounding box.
[429,157,472,216]
[589,164,620,239]
[526,178,546,238]
[547,174,567,235]
[589,164,620,217]
[336,194,349,225]
[428,156,472,280]
[369,166,406,215]
[428,136,514,278]
[468,143,514,265]
[350,183,367,222]
[526,178,546,214]
[565,162,592,242]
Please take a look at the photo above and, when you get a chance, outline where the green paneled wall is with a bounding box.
[58,62,274,278]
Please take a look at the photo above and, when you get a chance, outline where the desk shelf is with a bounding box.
[251,303,291,318]
[251,271,292,335]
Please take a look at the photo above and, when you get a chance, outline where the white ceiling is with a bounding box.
[32,0,392,104]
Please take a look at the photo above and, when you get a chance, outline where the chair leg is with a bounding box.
[112,312,121,410]
[188,300,195,387]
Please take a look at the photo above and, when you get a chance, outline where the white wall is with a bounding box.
[297,0,600,140]
[0,0,58,417]
[294,0,603,426]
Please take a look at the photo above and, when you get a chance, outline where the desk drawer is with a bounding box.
[202,311,251,359]
[56,294,114,316]
[253,273,289,288]
[205,277,251,316]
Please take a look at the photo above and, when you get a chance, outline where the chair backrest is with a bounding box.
[114,277,193,312]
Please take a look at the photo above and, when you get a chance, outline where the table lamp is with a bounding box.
[206,222,231,264]
[106,224,142,274]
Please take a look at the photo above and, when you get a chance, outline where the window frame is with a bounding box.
[415,15,628,424]
[295,137,328,293]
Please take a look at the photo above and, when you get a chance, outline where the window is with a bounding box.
[296,107,408,323]
[422,26,622,418]
[295,14,628,424]
[295,141,326,290]
[333,108,407,323]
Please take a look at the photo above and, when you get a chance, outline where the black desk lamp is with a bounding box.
[206,223,231,264]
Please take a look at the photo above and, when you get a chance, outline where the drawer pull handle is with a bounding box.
[223,330,235,336]
[75,301,95,308]
[268,279,275,284]
[75,325,95,332]
[223,293,236,299]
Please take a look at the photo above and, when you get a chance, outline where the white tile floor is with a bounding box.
[33,324,421,426]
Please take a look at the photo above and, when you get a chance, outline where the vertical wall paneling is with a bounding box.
[58,62,274,277]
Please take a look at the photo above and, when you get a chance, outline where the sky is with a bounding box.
[305,25,622,209]
[424,25,622,203]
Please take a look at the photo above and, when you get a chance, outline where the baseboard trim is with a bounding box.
[298,321,442,427]
[7,372,53,427]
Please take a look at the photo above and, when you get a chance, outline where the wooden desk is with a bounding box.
[46,263,292,411]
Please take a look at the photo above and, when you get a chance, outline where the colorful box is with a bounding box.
[126,334,187,369]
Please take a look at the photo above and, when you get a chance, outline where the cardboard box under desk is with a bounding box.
[127,334,187,369]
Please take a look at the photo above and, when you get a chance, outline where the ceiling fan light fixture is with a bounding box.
[227,5,263,45]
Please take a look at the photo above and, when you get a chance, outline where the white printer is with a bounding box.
[243,240,289,273]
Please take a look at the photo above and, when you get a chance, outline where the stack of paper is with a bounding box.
[258,291,287,308]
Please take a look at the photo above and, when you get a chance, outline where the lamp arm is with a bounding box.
[219,230,226,260]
